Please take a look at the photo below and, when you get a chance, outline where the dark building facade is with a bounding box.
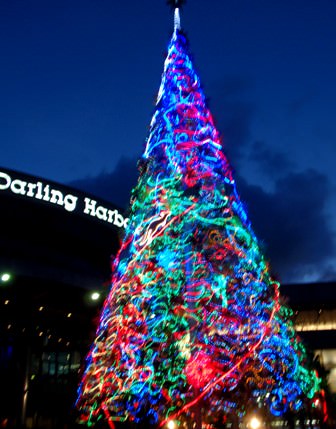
[0,167,127,428]
[281,282,336,396]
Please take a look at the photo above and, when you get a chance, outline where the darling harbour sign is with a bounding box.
[0,169,129,229]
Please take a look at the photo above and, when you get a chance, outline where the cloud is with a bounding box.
[240,134,336,283]
[68,156,139,210]
[247,140,295,178]
[236,169,335,283]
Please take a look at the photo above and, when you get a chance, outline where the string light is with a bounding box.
[76,28,321,428]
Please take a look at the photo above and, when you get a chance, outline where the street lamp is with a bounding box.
[1,272,11,283]
[91,292,100,301]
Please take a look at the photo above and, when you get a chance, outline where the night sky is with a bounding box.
[1,0,335,284]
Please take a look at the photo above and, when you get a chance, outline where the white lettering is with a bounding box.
[0,170,128,229]
[107,209,116,223]
[96,206,108,221]
[49,190,64,206]
[63,194,78,212]
[84,198,97,216]
[0,172,10,190]
[0,170,77,213]
[43,184,50,201]
[82,197,128,229]
[26,183,37,197]
[114,211,125,228]
[11,179,27,195]
[35,182,43,200]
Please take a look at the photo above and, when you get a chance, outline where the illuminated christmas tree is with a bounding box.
[76,4,323,428]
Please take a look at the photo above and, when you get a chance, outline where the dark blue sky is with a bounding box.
[1,0,335,284]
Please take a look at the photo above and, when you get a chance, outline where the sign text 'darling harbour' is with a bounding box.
[0,170,128,229]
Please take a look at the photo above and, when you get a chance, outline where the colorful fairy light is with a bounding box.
[76,27,321,428]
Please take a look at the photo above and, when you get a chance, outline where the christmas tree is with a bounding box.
[76,5,323,428]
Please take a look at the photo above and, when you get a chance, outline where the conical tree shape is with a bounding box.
[77,25,321,428]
